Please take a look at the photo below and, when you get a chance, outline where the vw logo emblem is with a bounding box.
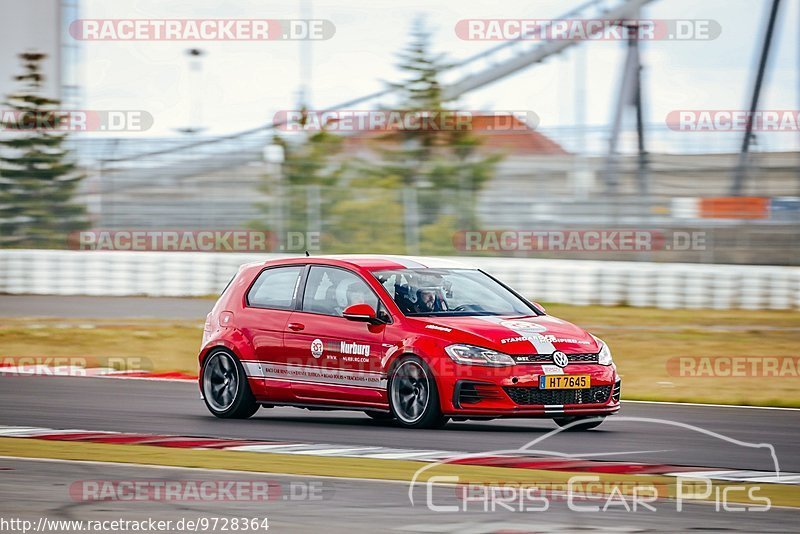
[552,351,569,368]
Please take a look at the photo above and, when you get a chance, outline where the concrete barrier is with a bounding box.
[0,249,798,310]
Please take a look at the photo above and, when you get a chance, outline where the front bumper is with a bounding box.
[438,362,621,418]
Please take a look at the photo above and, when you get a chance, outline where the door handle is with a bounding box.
[287,322,305,331]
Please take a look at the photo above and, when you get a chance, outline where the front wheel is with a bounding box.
[553,416,605,431]
[389,356,448,429]
[202,349,259,419]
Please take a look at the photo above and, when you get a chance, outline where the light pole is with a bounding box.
[177,48,206,135]
[264,143,286,251]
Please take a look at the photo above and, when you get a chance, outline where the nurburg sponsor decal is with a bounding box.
[340,341,370,357]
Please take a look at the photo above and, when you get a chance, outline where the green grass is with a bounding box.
[0,319,203,374]
[544,303,800,407]
[2,304,798,407]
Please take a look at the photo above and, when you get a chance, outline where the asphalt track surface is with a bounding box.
[1,375,799,473]
[3,296,800,531]
[1,457,798,533]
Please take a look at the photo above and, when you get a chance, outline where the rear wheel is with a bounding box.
[389,356,448,429]
[553,416,605,431]
[202,349,259,419]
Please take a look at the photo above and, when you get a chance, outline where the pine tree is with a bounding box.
[0,52,87,247]
[353,20,501,253]
[373,20,501,189]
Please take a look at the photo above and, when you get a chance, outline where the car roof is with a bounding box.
[262,254,475,271]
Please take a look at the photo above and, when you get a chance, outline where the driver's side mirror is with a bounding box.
[532,302,546,314]
[342,303,384,325]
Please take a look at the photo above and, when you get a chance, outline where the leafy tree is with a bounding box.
[251,22,502,255]
[250,125,349,250]
[0,52,87,247]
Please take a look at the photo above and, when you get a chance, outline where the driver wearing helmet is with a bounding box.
[415,287,438,312]
[414,284,448,313]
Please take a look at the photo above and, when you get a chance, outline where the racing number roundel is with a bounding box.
[311,339,324,359]
[499,320,547,333]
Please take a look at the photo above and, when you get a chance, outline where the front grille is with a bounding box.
[503,385,612,405]
[511,353,598,364]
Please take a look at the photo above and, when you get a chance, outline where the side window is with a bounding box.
[380,273,396,299]
[247,266,303,310]
[302,266,379,317]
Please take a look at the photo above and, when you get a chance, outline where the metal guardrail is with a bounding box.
[1,249,797,310]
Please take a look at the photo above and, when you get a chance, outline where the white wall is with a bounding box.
[1,249,799,310]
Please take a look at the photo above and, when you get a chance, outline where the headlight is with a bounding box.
[593,337,613,366]
[445,344,516,367]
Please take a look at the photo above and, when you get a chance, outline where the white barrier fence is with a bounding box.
[1,249,799,310]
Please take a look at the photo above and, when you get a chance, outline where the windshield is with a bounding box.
[373,268,538,317]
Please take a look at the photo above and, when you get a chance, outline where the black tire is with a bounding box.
[554,416,605,431]
[201,349,259,419]
[388,355,448,429]
[364,410,394,421]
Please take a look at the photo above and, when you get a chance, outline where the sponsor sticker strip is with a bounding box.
[242,361,386,389]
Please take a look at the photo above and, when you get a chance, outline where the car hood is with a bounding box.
[413,314,600,354]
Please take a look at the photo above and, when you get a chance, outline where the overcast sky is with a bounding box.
[75,0,799,152]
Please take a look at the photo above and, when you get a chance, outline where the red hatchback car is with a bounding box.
[199,256,620,429]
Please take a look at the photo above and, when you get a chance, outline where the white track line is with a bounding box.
[1,424,796,486]
[2,369,799,409]
[623,400,800,412]
[2,456,799,511]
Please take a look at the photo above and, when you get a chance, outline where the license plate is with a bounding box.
[539,374,590,389]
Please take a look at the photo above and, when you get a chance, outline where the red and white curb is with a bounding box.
[0,425,796,485]
[0,365,195,382]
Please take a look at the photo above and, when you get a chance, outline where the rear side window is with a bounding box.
[247,266,303,310]
[302,266,379,317]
